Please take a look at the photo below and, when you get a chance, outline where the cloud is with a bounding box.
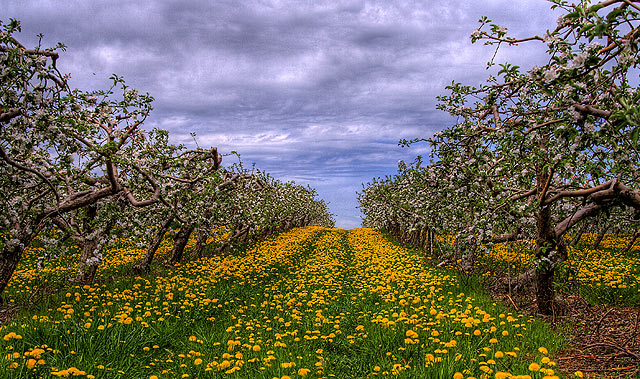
[4,0,559,228]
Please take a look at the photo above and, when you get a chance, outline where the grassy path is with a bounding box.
[0,227,564,378]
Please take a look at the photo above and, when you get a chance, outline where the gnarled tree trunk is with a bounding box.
[191,228,210,259]
[134,216,173,273]
[74,238,99,283]
[535,155,557,316]
[0,233,33,306]
[166,224,195,265]
[74,217,117,284]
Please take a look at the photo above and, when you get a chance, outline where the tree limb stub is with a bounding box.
[572,104,613,119]
[0,108,21,123]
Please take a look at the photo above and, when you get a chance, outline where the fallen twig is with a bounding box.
[585,342,640,361]
[591,308,614,337]
[506,294,519,311]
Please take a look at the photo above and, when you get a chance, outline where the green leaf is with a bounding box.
[579,23,595,34]
[593,22,607,37]
[631,127,640,146]
[606,8,625,21]
[588,4,604,14]
[565,11,578,19]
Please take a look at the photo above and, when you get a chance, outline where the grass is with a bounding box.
[0,226,567,378]
[472,233,640,307]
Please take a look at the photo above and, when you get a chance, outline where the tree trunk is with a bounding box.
[571,232,583,246]
[534,152,557,314]
[592,227,608,250]
[74,238,99,283]
[460,242,477,274]
[167,224,195,265]
[214,226,249,255]
[214,242,229,255]
[191,229,210,258]
[73,213,117,283]
[571,225,588,246]
[536,263,555,315]
[625,231,640,252]
[0,236,30,305]
[238,227,250,244]
[453,233,462,259]
[535,203,555,315]
[134,216,173,273]
[556,236,568,262]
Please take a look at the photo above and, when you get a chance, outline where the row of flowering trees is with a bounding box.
[0,19,333,303]
[360,0,640,315]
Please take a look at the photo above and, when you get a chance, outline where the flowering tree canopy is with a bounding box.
[360,0,640,314]
[0,19,168,295]
[1,19,334,299]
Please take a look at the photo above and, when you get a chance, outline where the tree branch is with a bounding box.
[572,104,612,119]
[554,203,604,238]
[0,108,21,123]
[0,145,60,203]
[545,180,614,204]
[0,45,59,61]
[523,118,566,135]
[41,186,115,221]
[484,228,522,244]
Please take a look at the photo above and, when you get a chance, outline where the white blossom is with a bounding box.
[543,67,560,81]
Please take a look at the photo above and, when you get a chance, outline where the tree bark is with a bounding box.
[74,238,99,283]
[191,228,210,259]
[0,235,31,306]
[535,262,555,315]
[535,155,556,315]
[556,236,568,262]
[460,242,477,274]
[213,226,249,255]
[134,216,173,273]
[592,227,608,250]
[625,231,639,252]
[535,203,556,315]
[166,224,195,265]
[72,206,117,283]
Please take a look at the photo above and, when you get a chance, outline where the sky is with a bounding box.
[3,0,561,228]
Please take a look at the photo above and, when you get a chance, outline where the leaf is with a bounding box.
[588,4,604,14]
[606,8,625,21]
[565,11,578,19]
[579,23,595,34]
[593,22,607,37]
[632,127,640,146]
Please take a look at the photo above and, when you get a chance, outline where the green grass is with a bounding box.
[0,227,568,378]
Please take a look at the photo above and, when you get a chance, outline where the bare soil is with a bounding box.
[494,288,640,378]
[554,295,640,378]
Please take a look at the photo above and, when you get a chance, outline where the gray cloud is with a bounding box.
[4,0,560,227]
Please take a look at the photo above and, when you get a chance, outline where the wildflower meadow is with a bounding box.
[1,227,575,378]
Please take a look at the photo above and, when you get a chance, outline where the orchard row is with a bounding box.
[359,0,640,315]
[0,19,334,301]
